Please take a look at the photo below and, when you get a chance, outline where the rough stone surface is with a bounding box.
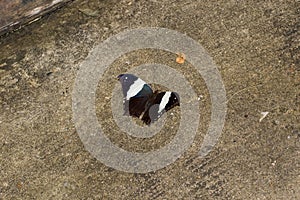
[0,0,299,199]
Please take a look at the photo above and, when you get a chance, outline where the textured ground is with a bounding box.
[0,0,299,199]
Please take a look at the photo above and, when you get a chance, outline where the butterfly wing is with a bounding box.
[127,96,149,118]
[141,91,180,125]
[118,74,153,118]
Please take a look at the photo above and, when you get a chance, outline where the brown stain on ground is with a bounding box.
[0,0,299,199]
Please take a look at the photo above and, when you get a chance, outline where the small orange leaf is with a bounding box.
[176,53,186,64]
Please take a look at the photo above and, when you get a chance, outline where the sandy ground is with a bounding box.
[0,0,299,199]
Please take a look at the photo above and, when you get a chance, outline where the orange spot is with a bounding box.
[176,53,186,64]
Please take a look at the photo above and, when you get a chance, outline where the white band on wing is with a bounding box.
[126,78,146,100]
[158,92,171,113]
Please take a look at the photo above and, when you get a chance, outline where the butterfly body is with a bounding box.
[118,74,180,125]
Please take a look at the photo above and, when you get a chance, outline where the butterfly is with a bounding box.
[117,74,180,125]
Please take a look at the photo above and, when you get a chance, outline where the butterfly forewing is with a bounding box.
[118,74,153,118]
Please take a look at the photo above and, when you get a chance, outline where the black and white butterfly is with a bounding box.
[117,74,180,125]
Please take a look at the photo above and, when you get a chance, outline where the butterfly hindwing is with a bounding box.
[141,92,180,125]
[128,96,149,117]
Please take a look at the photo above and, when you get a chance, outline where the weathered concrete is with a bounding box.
[0,0,299,199]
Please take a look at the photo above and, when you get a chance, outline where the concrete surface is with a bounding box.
[0,0,299,199]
